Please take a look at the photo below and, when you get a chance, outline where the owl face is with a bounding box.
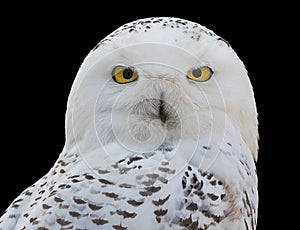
[66,17,258,162]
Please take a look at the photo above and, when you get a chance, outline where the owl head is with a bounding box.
[64,17,258,166]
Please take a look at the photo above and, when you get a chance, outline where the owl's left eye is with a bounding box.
[112,65,138,84]
[187,66,213,82]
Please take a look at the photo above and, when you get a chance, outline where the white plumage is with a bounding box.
[0,17,258,229]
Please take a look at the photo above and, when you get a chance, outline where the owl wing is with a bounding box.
[169,164,257,229]
[0,183,37,229]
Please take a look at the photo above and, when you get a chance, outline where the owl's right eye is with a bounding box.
[186,66,213,82]
[112,65,138,84]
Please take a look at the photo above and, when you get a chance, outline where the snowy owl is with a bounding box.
[0,17,258,229]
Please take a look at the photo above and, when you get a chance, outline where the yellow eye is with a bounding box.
[187,66,213,82]
[112,65,138,84]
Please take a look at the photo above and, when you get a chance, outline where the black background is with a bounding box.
[1,3,288,229]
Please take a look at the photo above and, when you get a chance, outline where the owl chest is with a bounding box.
[19,154,255,229]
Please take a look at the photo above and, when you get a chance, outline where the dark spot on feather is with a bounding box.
[99,178,115,185]
[156,216,161,223]
[85,174,95,180]
[32,220,39,225]
[220,194,227,200]
[110,211,116,215]
[42,204,51,209]
[207,193,219,201]
[13,198,23,204]
[59,204,69,209]
[103,192,119,199]
[58,184,70,189]
[193,190,204,199]
[210,180,217,186]
[145,186,161,193]
[54,197,64,203]
[92,218,109,225]
[207,173,213,180]
[116,209,137,219]
[244,192,252,215]
[35,196,42,201]
[113,224,127,230]
[182,177,187,189]
[40,182,47,187]
[201,210,222,223]
[194,179,204,190]
[56,218,72,226]
[191,173,198,184]
[200,171,207,177]
[119,183,135,188]
[118,159,125,163]
[152,194,170,206]
[158,167,175,174]
[73,197,86,204]
[139,190,152,196]
[71,179,81,183]
[49,190,57,197]
[158,177,168,184]
[69,211,81,218]
[146,173,159,179]
[251,217,255,230]
[30,202,37,207]
[190,220,199,229]
[29,217,37,223]
[154,209,167,216]
[24,191,32,196]
[184,189,191,196]
[119,167,131,174]
[128,156,143,164]
[141,179,155,186]
[127,199,144,207]
[187,202,199,211]
[24,213,29,218]
[60,169,65,173]
[202,145,211,150]
[98,169,110,174]
[88,203,103,210]
[37,227,49,230]
[58,160,68,167]
[179,215,193,227]
[244,219,249,230]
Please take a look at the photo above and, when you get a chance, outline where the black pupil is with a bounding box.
[123,68,133,79]
[192,68,202,78]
